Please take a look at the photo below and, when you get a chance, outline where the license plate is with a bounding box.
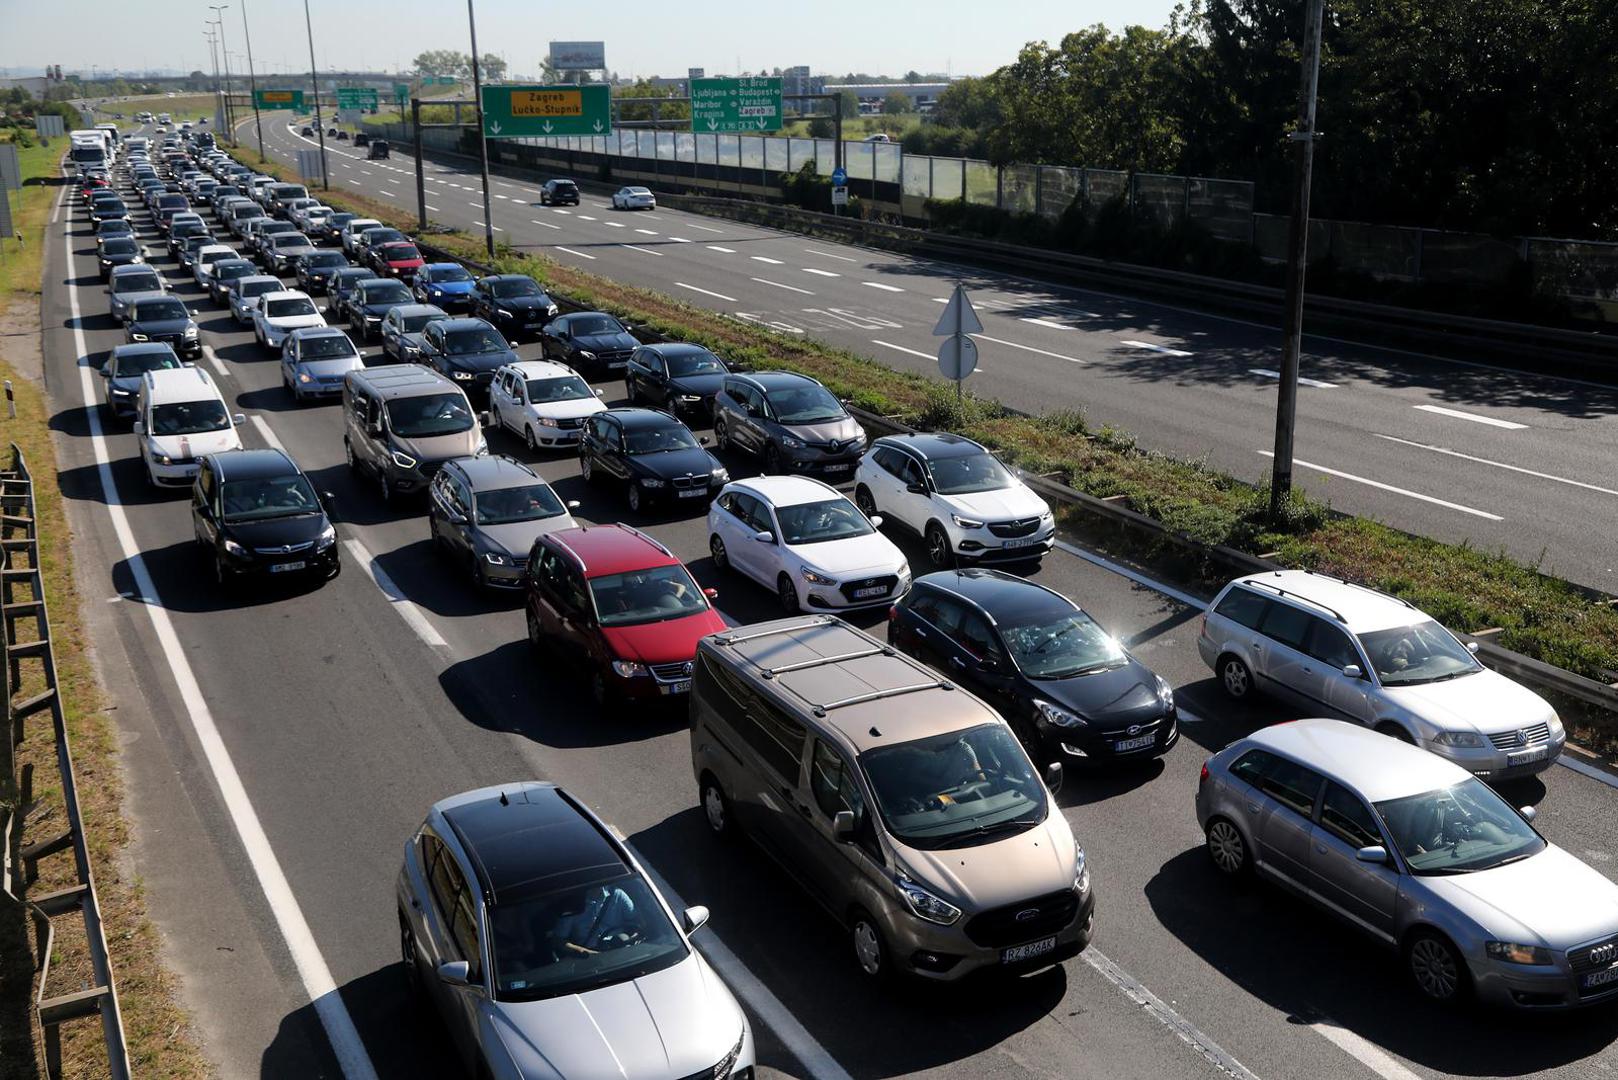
[661,679,693,695]
[1115,734,1156,752]
[1003,536,1042,549]
[1508,745,1549,767]
[1584,966,1618,990]
[824,462,854,472]
[607,361,627,369]
[677,488,708,499]
[1002,936,1057,964]
[268,560,306,573]
[853,585,888,599]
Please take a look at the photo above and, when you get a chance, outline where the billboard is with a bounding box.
[549,41,605,71]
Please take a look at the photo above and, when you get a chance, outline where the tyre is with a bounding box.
[344,438,357,473]
[525,607,546,654]
[714,418,730,451]
[376,462,391,504]
[1218,655,1253,700]
[625,379,639,406]
[400,917,422,999]
[1204,817,1251,878]
[699,775,732,839]
[924,523,954,569]
[627,481,643,513]
[777,573,800,615]
[1405,931,1468,1004]
[849,909,891,980]
[212,550,230,588]
[764,444,782,475]
[854,484,877,519]
[525,426,538,452]
[580,454,596,483]
[709,534,729,571]
[590,668,614,708]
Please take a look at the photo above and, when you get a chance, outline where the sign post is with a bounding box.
[253,88,305,111]
[830,165,849,215]
[689,77,783,133]
[932,283,984,400]
[480,84,612,138]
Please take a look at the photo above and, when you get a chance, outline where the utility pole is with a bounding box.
[240,0,265,158]
[204,27,222,126]
[302,0,329,190]
[1268,0,1326,520]
[466,0,495,257]
[211,7,235,139]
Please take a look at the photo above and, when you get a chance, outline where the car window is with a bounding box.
[774,498,872,545]
[424,834,465,920]
[924,594,970,638]
[957,612,1004,665]
[449,882,481,974]
[1358,621,1482,687]
[150,400,229,436]
[810,740,872,851]
[526,376,592,403]
[1258,602,1314,651]
[1307,621,1360,669]
[898,455,925,487]
[1376,778,1545,875]
[474,483,565,525]
[732,693,806,782]
[220,475,319,521]
[1213,588,1271,631]
[928,452,1014,496]
[1320,783,1383,850]
[1255,756,1324,817]
[588,564,708,628]
[998,607,1126,679]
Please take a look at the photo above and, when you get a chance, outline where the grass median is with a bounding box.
[231,144,1618,751]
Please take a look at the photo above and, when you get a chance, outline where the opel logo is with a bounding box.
[1592,944,1617,967]
[1014,908,1039,922]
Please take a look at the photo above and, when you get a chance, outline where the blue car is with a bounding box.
[412,262,477,311]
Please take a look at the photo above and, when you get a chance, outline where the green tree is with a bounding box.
[413,50,467,79]
[612,80,690,123]
[475,54,506,82]
[881,89,911,115]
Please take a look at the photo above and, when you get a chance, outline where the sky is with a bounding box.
[0,0,1184,81]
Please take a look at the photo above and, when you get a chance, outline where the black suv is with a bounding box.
[540,311,638,379]
[539,178,580,206]
[471,274,558,340]
[578,408,728,514]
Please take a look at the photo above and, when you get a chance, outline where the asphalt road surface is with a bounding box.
[248,112,1618,592]
[40,126,1618,1080]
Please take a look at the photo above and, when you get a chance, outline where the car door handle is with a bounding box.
[948,656,965,669]
[914,628,928,638]
[1246,803,1262,815]
[1301,666,1312,675]
[1315,844,1327,854]
[1251,642,1263,650]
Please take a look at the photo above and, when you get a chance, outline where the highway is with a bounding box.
[44,124,1618,1080]
[252,114,1618,591]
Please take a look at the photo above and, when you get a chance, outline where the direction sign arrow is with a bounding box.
[707,118,717,131]
[489,120,502,135]
[592,119,603,132]
[542,121,553,133]
[932,283,984,337]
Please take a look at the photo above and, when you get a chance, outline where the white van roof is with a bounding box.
[143,366,222,406]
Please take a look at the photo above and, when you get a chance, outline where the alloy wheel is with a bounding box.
[1409,935,1462,1001]
[710,535,728,571]
[1221,658,1251,699]
[1206,820,1247,875]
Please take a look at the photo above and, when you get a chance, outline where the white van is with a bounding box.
[134,368,246,488]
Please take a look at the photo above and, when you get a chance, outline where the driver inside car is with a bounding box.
[553,883,641,955]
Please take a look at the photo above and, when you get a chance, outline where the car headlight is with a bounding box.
[1034,698,1086,729]
[130,332,148,341]
[390,450,418,469]
[184,326,198,337]
[538,416,559,427]
[578,350,596,360]
[1155,675,1174,711]
[1432,731,1487,748]
[496,309,512,318]
[800,566,836,586]
[365,314,381,323]
[546,304,558,316]
[222,538,247,556]
[1074,845,1091,896]
[710,467,729,482]
[111,387,131,397]
[895,874,960,926]
[297,372,313,383]
[677,394,702,404]
[1549,711,1564,736]
[640,477,665,488]
[951,513,985,529]
[446,369,474,381]
[482,551,512,566]
[610,660,647,679]
[429,287,442,297]
[316,524,336,550]
[100,257,111,266]
[1485,941,1554,966]
[780,435,803,449]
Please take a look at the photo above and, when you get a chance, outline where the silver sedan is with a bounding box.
[1195,718,1618,1008]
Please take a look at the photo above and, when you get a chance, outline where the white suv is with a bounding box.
[487,360,606,449]
[1198,570,1565,780]
[854,432,1054,569]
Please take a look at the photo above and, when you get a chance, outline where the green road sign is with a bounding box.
[690,77,783,133]
[433,75,458,86]
[254,88,305,111]
[337,87,379,110]
[480,84,611,138]
[394,83,410,104]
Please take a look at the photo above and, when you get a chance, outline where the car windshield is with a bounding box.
[859,723,1047,850]
[488,873,687,1003]
[999,608,1126,679]
[200,249,231,264]
[113,350,181,376]
[431,266,472,283]
[1376,779,1544,875]
[386,393,474,438]
[266,298,317,318]
[101,239,138,255]
[220,475,320,522]
[474,483,566,525]
[445,328,506,355]
[929,452,1014,495]
[665,350,725,377]
[382,245,420,261]
[364,282,411,304]
[243,280,279,298]
[364,229,404,245]
[298,335,356,360]
[550,181,576,191]
[136,299,188,321]
[491,278,542,299]
[526,376,593,403]
[1359,620,1481,687]
[769,384,844,424]
[589,564,709,627]
[775,498,873,545]
[150,400,229,436]
[116,273,162,293]
[624,423,700,455]
[565,315,624,336]
[305,253,346,268]
[397,312,441,333]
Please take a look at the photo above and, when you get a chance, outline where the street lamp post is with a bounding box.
[203,27,222,126]
[466,0,495,257]
[210,6,235,138]
[302,0,330,189]
[239,0,265,158]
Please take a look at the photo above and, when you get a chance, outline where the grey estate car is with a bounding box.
[397,782,755,1079]
[1198,571,1564,780]
[1197,719,1618,1009]
[712,371,868,477]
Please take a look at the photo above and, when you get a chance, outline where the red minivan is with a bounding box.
[525,524,726,706]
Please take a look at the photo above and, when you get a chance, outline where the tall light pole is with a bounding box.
[302,0,330,190]
[466,0,495,257]
[1267,0,1326,519]
[240,0,265,158]
[211,5,235,138]
[204,27,222,127]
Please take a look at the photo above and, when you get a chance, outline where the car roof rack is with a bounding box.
[1245,575,1346,623]
[802,678,953,719]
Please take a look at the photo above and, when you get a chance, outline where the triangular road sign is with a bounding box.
[932,283,984,337]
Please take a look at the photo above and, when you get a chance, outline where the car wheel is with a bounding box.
[376,462,391,505]
[764,444,782,475]
[581,454,596,483]
[212,550,229,588]
[709,534,729,571]
[525,426,538,452]
[777,573,800,615]
[1205,818,1251,878]
[854,484,878,519]
[399,917,422,999]
[699,775,732,838]
[1218,655,1253,700]
[525,607,546,655]
[925,523,954,569]
[714,418,730,451]
[468,551,485,591]
[627,482,642,513]
[590,669,613,708]
[1406,931,1468,1004]
[344,438,357,473]
[849,909,890,980]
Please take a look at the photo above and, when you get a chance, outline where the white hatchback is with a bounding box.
[252,290,325,349]
[488,360,607,450]
[707,475,910,614]
[611,185,656,210]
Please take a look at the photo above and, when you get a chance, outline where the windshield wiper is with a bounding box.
[934,817,1040,849]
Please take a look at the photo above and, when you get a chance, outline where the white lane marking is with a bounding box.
[472,222,503,233]
[1022,317,1078,331]
[707,245,736,253]
[871,339,934,360]
[636,858,855,1080]
[358,169,372,176]
[1413,404,1528,430]
[620,244,663,257]
[804,247,858,262]
[577,215,596,221]
[803,268,840,278]
[1308,1018,1423,1080]
[201,344,229,378]
[342,538,449,650]
[425,205,440,212]
[1259,452,1503,520]
[750,256,783,264]
[668,236,692,243]
[552,208,571,215]
[1120,339,1193,357]
[1371,434,1618,497]
[385,178,401,185]
[467,201,481,208]
[61,201,379,1080]
[603,221,625,229]
[555,246,596,260]
[347,179,361,186]
[751,277,814,295]
[684,222,724,233]
[378,190,397,199]
[974,334,1084,365]
[248,414,286,453]
[676,282,737,302]
[1081,948,1261,1080]
[494,194,510,200]
[530,219,561,230]
[1249,368,1338,389]
[863,281,904,292]
[1054,540,1204,608]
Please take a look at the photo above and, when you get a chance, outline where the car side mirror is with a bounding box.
[1465,641,1480,654]
[479,411,492,428]
[436,960,471,987]
[906,483,926,495]
[753,530,774,545]
[566,500,581,510]
[231,413,246,425]
[868,514,883,528]
[320,491,336,503]
[1355,845,1389,865]
[132,420,145,435]
[833,810,857,840]
[682,905,710,934]
[1044,762,1064,795]
[703,587,719,600]
[1342,664,1362,679]
[698,435,710,446]
[97,366,110,377]
[1519,805,1537,822]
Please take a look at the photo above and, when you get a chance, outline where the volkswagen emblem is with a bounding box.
[1515,729,1530,747]
[1014,908,1040,922]
[682,661,694,676]
[1127,725,1142,736]
[1592,943,1617,967]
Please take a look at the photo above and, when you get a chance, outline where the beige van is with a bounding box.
[342,365,485,502]
[690,615,1092,981]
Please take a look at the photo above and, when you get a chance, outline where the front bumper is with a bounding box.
[147,454,201,486]
[890,888,1094,981]
[1470,950,1618,1010]
[220,543,340,580]
[801,572,911,611]
[529,422,584,447]
[640,480,724,508]
[1041,709,1179,765]
[778,445,865,478]
[478,558,527,589]
[291,372,348,397]
[1423,731,1566,781]
[953,523,1058,563]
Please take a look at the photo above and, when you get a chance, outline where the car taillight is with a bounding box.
[1199,762,1209,786]
[887,605,899,622]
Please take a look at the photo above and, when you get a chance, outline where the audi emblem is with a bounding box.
[1014,908,1040,922]
[1592,944,1617,967]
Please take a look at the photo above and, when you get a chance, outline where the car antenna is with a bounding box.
[870,727,881,738]
[498,791,508,806]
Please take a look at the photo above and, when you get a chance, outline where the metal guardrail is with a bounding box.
[1,444,131,1080]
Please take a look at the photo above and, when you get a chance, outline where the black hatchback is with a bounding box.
[889,569,1178,768]
[191,448,340,585]
[578,408,728,514]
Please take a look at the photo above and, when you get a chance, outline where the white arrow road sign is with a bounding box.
[932,283,984,337]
